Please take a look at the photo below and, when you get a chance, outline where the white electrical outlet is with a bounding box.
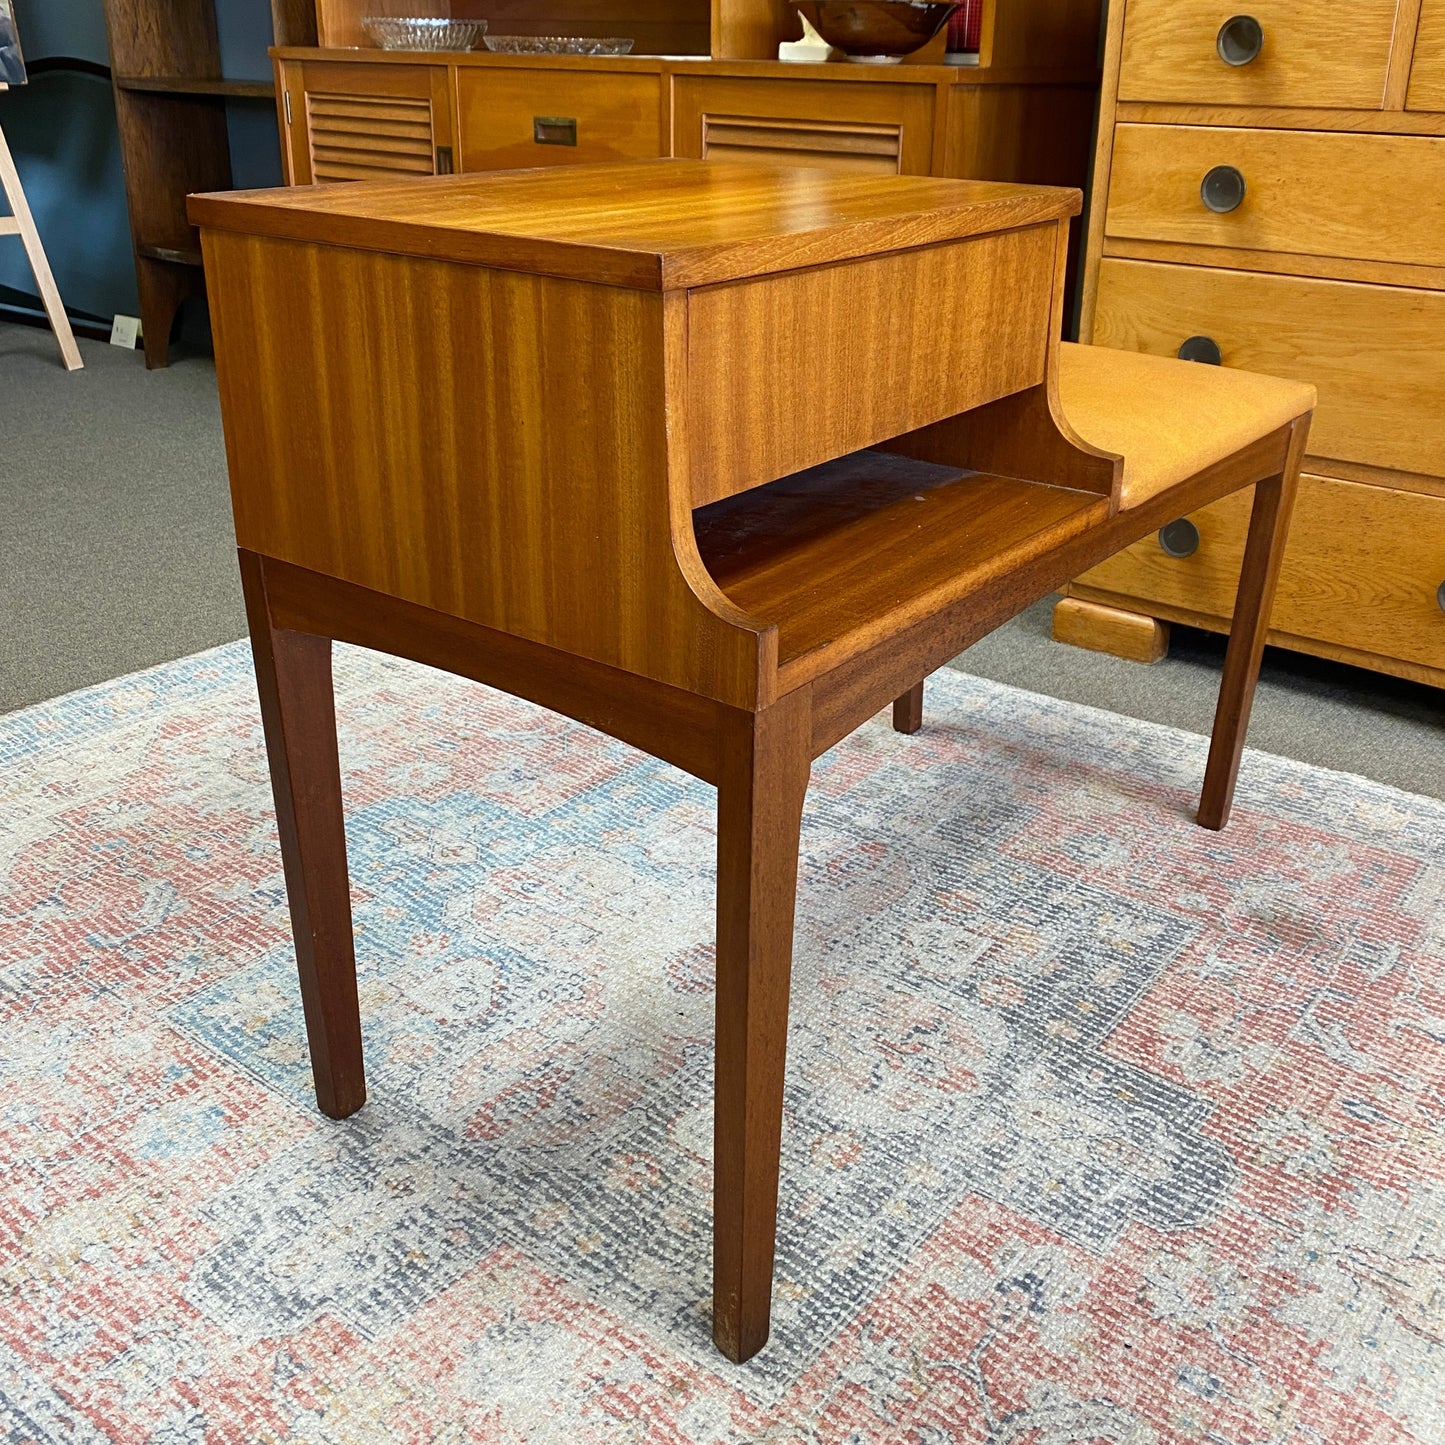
[110,314,142,350]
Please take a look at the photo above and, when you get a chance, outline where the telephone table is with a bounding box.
[190,161,1313,1362]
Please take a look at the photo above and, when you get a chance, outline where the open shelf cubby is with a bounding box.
[693,448,1108,681]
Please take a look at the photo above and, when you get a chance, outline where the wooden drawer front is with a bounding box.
[1118,0,1397,109]
[1092,258,1445,478]
[702,116,902,176]
[673,76,937,176]
[1409,1,1445,112]
[1106,124,1445,271]
[456,70,663,171]
[1077,475,1445,674]
[686,224,1055,505]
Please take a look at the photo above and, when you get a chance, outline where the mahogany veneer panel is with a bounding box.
[695,450,1107,675]
[189,159,1078,289]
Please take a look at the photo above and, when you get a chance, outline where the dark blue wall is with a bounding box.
[1,0,285,320]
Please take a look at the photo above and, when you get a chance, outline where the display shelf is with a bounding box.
[115,74,275,99]
[694,448,1107,677]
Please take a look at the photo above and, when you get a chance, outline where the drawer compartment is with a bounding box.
[1075,475,1445,674]
[456,68,663,170]
[1106,124,1445,271]
[1092,259,1445,478]
[672,75,938,176]
[1119,0,1397,109]
[686,224,1055,504]
[1409,1,1445,112]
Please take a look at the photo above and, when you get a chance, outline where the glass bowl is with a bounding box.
[482,35,634,56]
[360,17,488,51]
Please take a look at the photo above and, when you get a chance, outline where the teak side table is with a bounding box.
[190,161,1314,1363]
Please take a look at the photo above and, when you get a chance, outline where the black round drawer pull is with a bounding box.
[1178,335,1223,366]
[1217,15,1264,66]
[1159,519,1201,559]
[1437,580,1445,615]
[1201,165,1246,214]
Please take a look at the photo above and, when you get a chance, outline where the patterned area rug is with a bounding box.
[2,643,1443,1445]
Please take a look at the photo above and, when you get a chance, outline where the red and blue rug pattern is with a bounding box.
[2,644,1442,1443]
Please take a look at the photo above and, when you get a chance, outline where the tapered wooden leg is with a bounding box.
[136,255,198,371]
[712,689,812,1364]
[239,551,366,1119]
[1198,417,1311,831]
[892,681,924,735]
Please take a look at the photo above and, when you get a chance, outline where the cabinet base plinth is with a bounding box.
[1053,596,1170,664]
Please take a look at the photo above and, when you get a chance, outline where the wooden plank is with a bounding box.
[1052,594,1169,662]
[115,74,275,98]
[189,161,1079,291]
[0,120,83,370]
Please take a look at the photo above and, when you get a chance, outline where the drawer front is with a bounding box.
[686,224,1056,505]
[1119,0,1397,109]
[1076,475,1445,673]
[456,69,663,171]
[1409,1,1445,112]
[1092,258,1445,478]
[1106,124,1445,271]
[672,76,937,176]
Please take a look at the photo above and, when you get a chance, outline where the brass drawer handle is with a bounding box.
[1178,335,1222,365]
[1217,15,1264,66]
[1201,165,1246,214]
[534,116,578,147]
[1159,519,1201,559]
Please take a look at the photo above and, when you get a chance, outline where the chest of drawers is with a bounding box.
[1063,0,1445,688]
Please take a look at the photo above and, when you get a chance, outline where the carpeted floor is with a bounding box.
[3,645,1442,1443]
[2,323,1442,799]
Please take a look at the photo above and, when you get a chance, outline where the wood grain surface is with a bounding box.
[671,73,940,174]
[1118,0,1398,110]
[189,159,1079,290]
[456,66,665,170]
[1052,595,1169,663]
[1114,101,1445,136]
[203,229,767,707]
[1197,423,1308,830]
[1092,257,1445,478]
[1106,123,1445,272]
[685,224,1056,503]
[1410,0,1445,110]
[694,450,1108,678]
[1073,472,1445,675]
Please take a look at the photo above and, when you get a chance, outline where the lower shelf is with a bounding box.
[693,448,1109,680]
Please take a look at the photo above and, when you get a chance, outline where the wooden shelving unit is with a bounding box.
[99,0,314,367]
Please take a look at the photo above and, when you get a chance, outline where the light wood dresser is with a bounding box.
[1060,0,1445,690]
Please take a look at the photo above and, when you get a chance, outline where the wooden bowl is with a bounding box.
[790,1,959,64]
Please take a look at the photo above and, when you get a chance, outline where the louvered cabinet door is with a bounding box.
[278,61,454,185]
[672,75,937,175]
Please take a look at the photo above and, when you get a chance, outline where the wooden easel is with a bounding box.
[0,82,82,371]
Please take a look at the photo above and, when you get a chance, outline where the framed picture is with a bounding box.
[0,0,27,87]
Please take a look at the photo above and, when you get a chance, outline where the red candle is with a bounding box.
[947,0,983,55]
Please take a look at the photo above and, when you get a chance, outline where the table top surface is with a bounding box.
[188,160,1080,290]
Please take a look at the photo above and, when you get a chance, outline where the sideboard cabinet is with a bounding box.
[1062,0,1445,689]
[271,0,1103,196]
